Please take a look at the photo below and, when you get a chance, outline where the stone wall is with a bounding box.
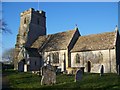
[71,49,116,73]
[14,8,46,70]
[43,50,67,72]
[29,57,42,71]
[68,29,80,67]
[116,30,120,72]
[26,11,46,47]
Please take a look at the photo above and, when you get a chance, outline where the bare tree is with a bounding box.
[2,48,15,64]
[0,19,12,34]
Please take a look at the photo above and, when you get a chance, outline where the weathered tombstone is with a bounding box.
[41,64,56,85]
[100,65,104,76]
[75,69,83,82]
[80,67,85,74]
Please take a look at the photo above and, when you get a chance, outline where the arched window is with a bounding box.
[53,52,59,64]
[24,18,27,24]
[98,52,103,62]
[76,54,80,63]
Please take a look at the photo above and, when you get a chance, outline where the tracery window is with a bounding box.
[76,53,80,63]
[52,52,59,64]
[98,52,103,62]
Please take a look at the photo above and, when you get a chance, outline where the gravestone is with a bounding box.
[41,64,56,85]
[100,65,104,76]
[75,69,83,82]
[80,67,85,74]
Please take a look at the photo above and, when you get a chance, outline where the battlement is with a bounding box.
[20,8,46,17]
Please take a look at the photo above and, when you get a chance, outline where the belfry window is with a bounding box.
[24,18,27,24]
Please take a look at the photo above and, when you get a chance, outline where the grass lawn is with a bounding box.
[3,69,120,89]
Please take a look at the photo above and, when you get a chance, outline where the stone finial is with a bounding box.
[75,24,78,30]
[39,10,46,17]
[39,10,43,14]
[29,8,34,11]
[115,25,118,32]
[20,13,23,16]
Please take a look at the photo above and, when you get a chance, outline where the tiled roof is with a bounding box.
[31,35,46,49]
[71,31,117,52]
[31,29,77,51]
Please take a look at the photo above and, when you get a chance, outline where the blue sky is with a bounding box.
[2,2,118,54]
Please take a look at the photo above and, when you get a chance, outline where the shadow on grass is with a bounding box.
[3,69,120,89]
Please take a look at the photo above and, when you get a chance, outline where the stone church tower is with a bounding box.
[14,8,46,70]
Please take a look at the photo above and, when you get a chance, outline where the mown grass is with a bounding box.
[3,69,120,89]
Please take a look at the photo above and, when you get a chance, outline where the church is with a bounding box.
[14,8,120,74]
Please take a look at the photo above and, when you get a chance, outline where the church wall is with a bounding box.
[15,8,46,70]
[68,30,80,67]
[18,11,31,45]
[43,50,67,71]
[26,11,46,47]
[115,31,120,74]
[29,57,41,71]
[110,49,117,73]
[71,49,116,73]
[14,12,31,70]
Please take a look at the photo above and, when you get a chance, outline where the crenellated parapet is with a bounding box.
[20,8,46,17]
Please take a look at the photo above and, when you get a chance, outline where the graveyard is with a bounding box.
[3,69,120,89]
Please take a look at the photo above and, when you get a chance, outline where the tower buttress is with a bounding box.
[14,8,46,70]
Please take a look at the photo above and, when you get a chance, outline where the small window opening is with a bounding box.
[24,18,27,24]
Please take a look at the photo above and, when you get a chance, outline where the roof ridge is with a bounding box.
[67,29,78,47]
[47,29,77,36]
[80,31,115,37]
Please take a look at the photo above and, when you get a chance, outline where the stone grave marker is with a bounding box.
[75,69,83,82]
[41,64,56,85]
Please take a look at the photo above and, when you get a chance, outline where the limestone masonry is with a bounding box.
[14,8,120,74]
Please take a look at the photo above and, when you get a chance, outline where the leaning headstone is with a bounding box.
[41,64,56,85]
[75,69,83,82]
[100,65,104,76]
